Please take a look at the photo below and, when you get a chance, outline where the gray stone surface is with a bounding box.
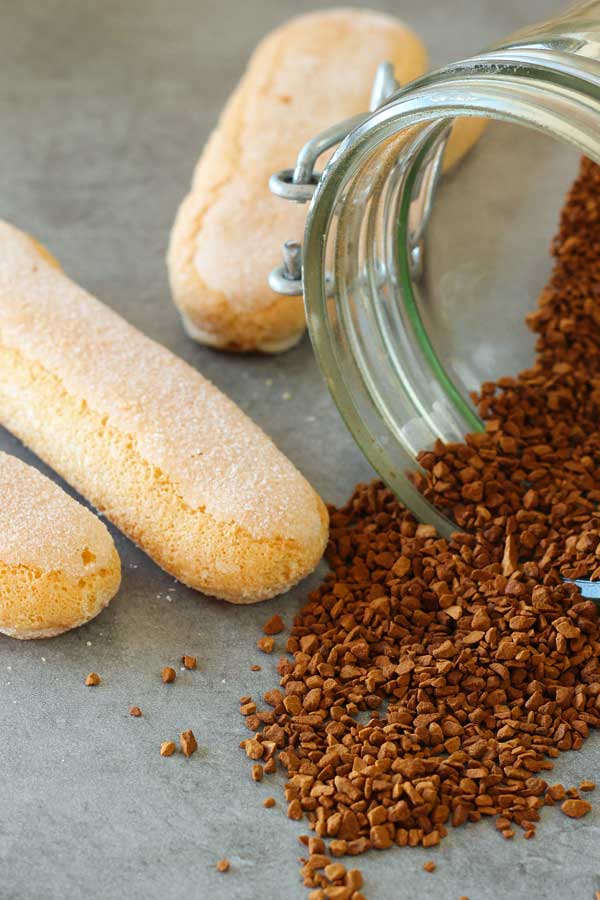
[0,1,598,898]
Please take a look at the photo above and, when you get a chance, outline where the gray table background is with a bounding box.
[1,2,598,899]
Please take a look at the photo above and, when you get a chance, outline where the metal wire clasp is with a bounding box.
[268,62,399,297]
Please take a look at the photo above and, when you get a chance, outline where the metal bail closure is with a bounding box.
[268,240,304,296]
[268,61,401,299]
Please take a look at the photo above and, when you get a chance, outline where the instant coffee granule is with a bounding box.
[239,157,600,898]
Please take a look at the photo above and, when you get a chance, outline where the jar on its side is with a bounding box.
[295,2,600,536]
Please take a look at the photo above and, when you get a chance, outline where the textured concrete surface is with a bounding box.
[1,2,598,899]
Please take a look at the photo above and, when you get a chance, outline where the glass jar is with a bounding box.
[271,1,600,540]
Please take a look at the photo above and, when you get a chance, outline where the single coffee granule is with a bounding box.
[324,862,346,881]
[251,664,262,671]
[160,741,176,757]
[258,636,275,654]
[240,159,600,898]
[423,862,436,873]
[85,672,100,686]
[129,706,142,717]
[244,738,264,760]
[181,655,197,670]
[161,666,176,684]
[216,859,230,873]
[263,614,285,635]
[560,798,592,818]
[180,729,198,757]
[264,796,276,808]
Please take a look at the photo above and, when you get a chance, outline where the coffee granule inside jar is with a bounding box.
[240,158,600,897]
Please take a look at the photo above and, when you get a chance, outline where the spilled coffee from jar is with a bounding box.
[240,157,600,899]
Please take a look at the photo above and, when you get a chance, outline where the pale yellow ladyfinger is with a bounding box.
[0,223,328,603]
[0,451,121,639]
[168,9,485,355]
[168,8,429,353]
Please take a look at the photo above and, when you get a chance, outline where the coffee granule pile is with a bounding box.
[415,157,600,583]
[240,158,600,898]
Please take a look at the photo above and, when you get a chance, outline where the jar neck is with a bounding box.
[303,14,600,534]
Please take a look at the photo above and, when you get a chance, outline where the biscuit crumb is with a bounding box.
[85,672,100,686]
[216,859,230,873]
[423,862,436,873]
[129,706,142,717]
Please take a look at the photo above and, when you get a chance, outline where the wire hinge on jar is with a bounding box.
[267,61,399,297]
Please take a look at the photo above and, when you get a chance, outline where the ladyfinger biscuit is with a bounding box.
[168,8,429,353]
[0,451,121,639]
[0,222,327,603]
[168,9,486,355]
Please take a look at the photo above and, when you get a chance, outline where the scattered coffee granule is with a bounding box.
[324,862,346,881]
[216,859,230,873]
[561,798,592,818]
[423,862,436,873]
[263,797,276,808]
[258,636,275,654]
[160,741,176,757]
[129,706,142,717]
[181,655,197,670]
[161,666,176,684]
[580,780,596,792]
[180,729,198,757]
[244,738,264,760]
[251,664,262,671]
[288,799,303,820]
[239,158,600,898]
[242,475,599,871]
[263,613,285,635]
[85,672,100,686]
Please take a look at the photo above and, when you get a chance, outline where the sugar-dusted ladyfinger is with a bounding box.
[0,451,121,639]
[168,9,485,355]
[0,222,328,603]
[167,8,429,354]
